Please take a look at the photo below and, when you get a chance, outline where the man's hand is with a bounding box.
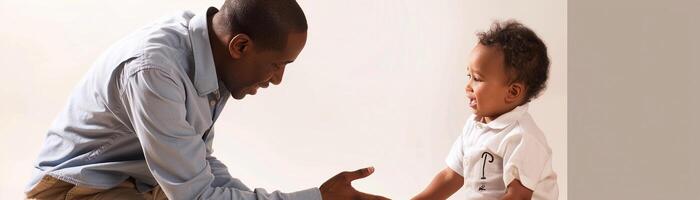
[320,167,390,200]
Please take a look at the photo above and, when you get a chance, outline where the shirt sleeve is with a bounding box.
[501,131,550,190]
[121,67,321,200]
[445,133,465,176]
[204,128,254,190]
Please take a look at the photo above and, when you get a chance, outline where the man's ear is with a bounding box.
[228,33,252,59]
[505,82,525,104]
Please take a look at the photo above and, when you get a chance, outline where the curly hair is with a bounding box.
[477,20,550,103]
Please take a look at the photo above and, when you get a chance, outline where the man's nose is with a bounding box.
[270,66,285,85]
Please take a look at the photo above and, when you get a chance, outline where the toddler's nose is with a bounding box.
[465,80,474,93]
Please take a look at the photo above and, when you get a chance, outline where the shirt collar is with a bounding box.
[189,7,220,96]
[472,104,529,130]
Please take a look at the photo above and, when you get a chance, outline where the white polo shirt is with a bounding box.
[446,104,558,200]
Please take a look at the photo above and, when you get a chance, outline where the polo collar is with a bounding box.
[472,104,529,130]
[189,7,220,96]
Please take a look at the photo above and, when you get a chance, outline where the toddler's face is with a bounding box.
[465,44,514,121]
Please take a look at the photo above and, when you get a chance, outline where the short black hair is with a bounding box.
[477,20,550,103]
[220,0,307,51]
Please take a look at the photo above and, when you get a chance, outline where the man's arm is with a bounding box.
[122,66,389,200]
[411,167,464,200]
[501,179,533,200]
[203,127,254,189]
[206,155,253,189]
[122,67,321,200]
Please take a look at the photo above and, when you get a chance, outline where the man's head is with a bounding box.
[465,20,549,121]
[211,0,308,99]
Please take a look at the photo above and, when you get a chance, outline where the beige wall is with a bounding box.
[0,0,566,199]
[568,0,700,199]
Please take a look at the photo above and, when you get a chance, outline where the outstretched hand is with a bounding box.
[320,167,390,200]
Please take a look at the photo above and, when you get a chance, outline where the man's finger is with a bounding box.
[341,166,375,182]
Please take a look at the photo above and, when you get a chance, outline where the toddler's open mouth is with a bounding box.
[468,97,477,108]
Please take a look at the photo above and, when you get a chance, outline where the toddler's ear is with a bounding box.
[506,83,525,103]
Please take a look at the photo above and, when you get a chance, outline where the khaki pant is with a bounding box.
[26,176,168,200]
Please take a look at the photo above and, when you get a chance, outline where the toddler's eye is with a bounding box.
[467,74,472,80]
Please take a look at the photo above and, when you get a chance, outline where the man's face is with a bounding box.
[221,32,307,99]
[465,44,513,120]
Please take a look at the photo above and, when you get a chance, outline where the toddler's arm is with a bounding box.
[411,167,464,200]
[501,179,533,200]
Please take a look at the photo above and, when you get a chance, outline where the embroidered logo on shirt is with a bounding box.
[479,152,494,191]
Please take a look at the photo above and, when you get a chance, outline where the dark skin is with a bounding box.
[207,9,389,200]
[209,10,301,100]
[320,167,391,200]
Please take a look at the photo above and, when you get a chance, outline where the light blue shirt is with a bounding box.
[28,7,321,200]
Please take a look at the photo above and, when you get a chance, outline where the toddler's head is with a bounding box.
[466,20,549,122]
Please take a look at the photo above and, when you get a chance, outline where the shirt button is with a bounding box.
[210,100,216,107]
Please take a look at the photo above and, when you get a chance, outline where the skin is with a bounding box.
[465,44,525,123]
[411,168,463,200]
[207,9,389,200]
[412,44,532,200]
[209,10,304,100]
[320,167,390,200]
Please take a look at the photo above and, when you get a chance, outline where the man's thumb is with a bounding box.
[344,166,375,182]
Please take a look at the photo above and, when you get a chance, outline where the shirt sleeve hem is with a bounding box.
[445,157,464,177]
[287,187,322,200]
[503,165,537,191]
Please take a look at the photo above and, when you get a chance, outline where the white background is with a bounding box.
[0,0,566,199]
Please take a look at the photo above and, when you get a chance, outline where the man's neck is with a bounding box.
[207,8,231,79]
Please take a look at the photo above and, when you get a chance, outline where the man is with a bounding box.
[26,0,389,199]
